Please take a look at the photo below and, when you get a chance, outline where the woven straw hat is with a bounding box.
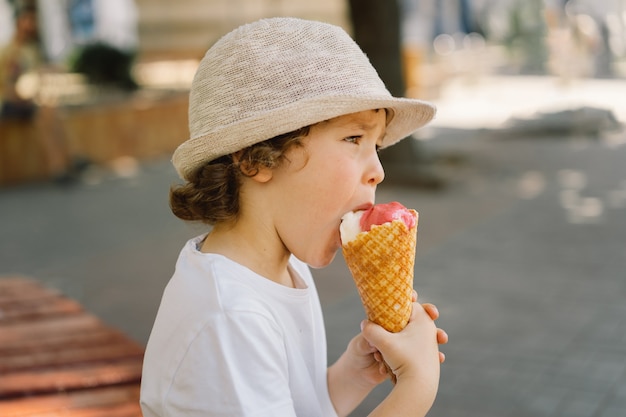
[172,17,436,180]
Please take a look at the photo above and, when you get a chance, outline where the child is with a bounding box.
[140,17,447,417]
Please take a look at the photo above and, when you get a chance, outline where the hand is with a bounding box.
[364,291,449,382]
[342,331,390,389]
[361,298,442,383]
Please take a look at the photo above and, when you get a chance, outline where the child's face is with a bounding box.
[267,109,386,268]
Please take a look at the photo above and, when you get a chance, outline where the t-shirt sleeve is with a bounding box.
[162,310,297,417]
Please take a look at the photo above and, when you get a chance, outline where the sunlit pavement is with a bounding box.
[427,75,626,130]
[1,76,625,416]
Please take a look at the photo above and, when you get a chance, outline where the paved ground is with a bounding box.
[1,76,625,416]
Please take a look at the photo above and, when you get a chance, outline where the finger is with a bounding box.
[412,290,418,302]
[437,328,449,345]
[439,352,446,363]
[422,303,439,321]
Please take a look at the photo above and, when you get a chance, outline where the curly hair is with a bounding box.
[169,126,310,225]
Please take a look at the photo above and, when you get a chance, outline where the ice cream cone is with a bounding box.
[342,210,418,333]
[342,210,418,383]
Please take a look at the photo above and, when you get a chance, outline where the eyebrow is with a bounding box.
[353,112,386,132]
[326,112,387,137]
[353,122,377,131]
[347,115,385,130]
[357,120,386,139]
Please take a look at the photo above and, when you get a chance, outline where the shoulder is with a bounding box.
[163,236,312,323]
[151,236,320,348]
[166,240,279,318]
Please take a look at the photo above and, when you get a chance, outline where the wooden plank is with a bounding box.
[0,277,144,415]
[0,358,143,399]
[0,339,144,373]
[0,385,142,417]
[0,327,129,356]
[28,402,142,417]
[0,296,83,322]
[0,314,104,345]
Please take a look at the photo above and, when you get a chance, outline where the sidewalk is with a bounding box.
[1,76,625,416]
[427,75,626,130]
[348,75,626,416]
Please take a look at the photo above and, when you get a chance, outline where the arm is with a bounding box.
[327,331,388,417]
[364,302,441,417]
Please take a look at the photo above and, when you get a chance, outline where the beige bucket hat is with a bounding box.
[172,17,436,180]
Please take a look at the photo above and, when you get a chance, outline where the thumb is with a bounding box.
[360,319,391,352]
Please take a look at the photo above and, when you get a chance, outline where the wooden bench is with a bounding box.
[0,276,144,417]
[0,120,49,185]
[0,91,188,186]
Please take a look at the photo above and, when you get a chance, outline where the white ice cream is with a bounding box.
[340,210,364,244]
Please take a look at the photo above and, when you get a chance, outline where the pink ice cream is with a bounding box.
[340,202,417,244]
[360,202,416,231]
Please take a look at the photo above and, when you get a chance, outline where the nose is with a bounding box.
[367,152,385,185]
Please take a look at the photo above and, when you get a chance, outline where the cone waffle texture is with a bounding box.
[342,210,418,333]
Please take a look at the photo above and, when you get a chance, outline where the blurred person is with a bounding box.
[140,17,448,417]
[0,0,77,182]
[0,0,40,120]
[36,0,139,65]
[90,0,138,53]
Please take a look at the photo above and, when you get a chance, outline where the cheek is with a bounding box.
[280,152,359,261]
[305,169,355,218]
[316,156,359,191]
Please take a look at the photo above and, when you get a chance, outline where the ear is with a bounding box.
[233,151,273,183]
[249,166,273,183]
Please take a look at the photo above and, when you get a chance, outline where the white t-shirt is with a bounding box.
[140,235,338,417]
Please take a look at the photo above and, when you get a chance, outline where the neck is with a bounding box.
[201,220,294,288]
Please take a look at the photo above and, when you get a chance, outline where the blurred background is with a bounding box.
[1,1,625,416]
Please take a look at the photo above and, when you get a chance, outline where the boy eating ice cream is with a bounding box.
[140,17,447,417]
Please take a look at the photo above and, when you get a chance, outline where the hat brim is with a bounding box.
[173,95,436,179]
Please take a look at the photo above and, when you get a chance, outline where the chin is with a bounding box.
[300,233,342,269]
[306,251,337,270]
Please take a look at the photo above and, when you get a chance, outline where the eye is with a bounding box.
[344,136,361,145]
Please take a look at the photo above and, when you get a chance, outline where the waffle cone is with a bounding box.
[342,210,418,333]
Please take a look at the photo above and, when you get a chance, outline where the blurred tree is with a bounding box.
[504,0,548,74]
[348,0,442,188]
[348,0,404,96]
